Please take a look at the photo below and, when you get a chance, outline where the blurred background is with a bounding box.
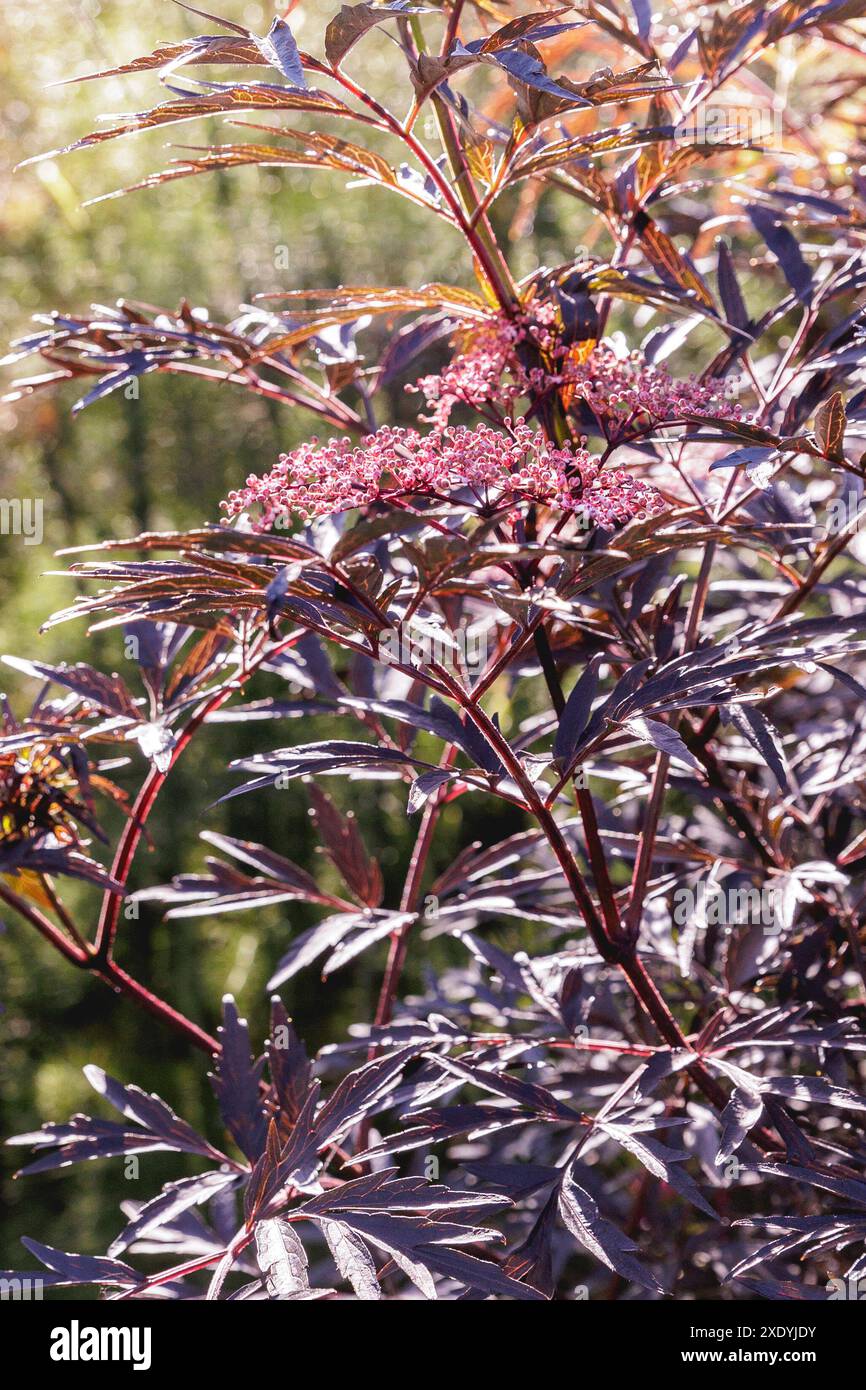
[0,0,571,1272]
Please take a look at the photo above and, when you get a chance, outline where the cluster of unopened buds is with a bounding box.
[553,341,746,435]
[413,308,744,435]
[412,310,542,428]
[221,419,668,532]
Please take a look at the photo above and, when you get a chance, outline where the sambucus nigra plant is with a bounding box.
[3,0,866,1302]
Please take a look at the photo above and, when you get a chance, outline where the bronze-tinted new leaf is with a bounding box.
[814,391,846,462]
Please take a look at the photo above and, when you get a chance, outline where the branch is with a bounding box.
[93,626,307,965]
[0,881,218,1053]
[428,665,778,1151]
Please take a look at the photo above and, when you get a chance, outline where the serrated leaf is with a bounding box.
[559,1168,664,1293]
[254,1217,310,1299]
[814,391,846,462]
[325,3,432,69]
[321,1220,381,1299]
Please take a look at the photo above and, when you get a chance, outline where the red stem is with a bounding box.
[0,881,219,1053]
[0,881,90,966]
[372,780,446,1033]
[427,665,775,1147]
[99,959,219,1054]
[93,628,305,965]
[321,64,516,314]
[623,751,670,937]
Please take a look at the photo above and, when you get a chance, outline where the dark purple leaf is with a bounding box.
[257,17,306,88]
[209,996,268,1162]
[747,204,813,303]
[559,1168,664,1293]
[19,1238,137,1288]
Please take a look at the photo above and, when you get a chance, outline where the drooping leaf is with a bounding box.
[624,716,701,771]
[814,391,846,462]
[747,204,813,303]
[109,1171,239,1256]
[256,17,307,88]
[254,1217,310,1299]
[553,655,602,767]
[325,3,433,69]
[559,1167,664,1293]
[716,1084,765,1163]
[321,1220,381,1299]
[16,1239,138,1290]
[209,997,268,1162]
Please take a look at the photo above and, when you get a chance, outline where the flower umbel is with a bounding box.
[413,310,743,438]
[412,309,546,428]
[221,421,667,531]
[557,341,746,438]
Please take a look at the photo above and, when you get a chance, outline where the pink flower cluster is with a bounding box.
[412,309,744,436]
[412,310,545,429]
[558,343,745,434]
[220,420,667,531]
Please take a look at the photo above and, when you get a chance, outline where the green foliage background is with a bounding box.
[0,0,559,1272]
